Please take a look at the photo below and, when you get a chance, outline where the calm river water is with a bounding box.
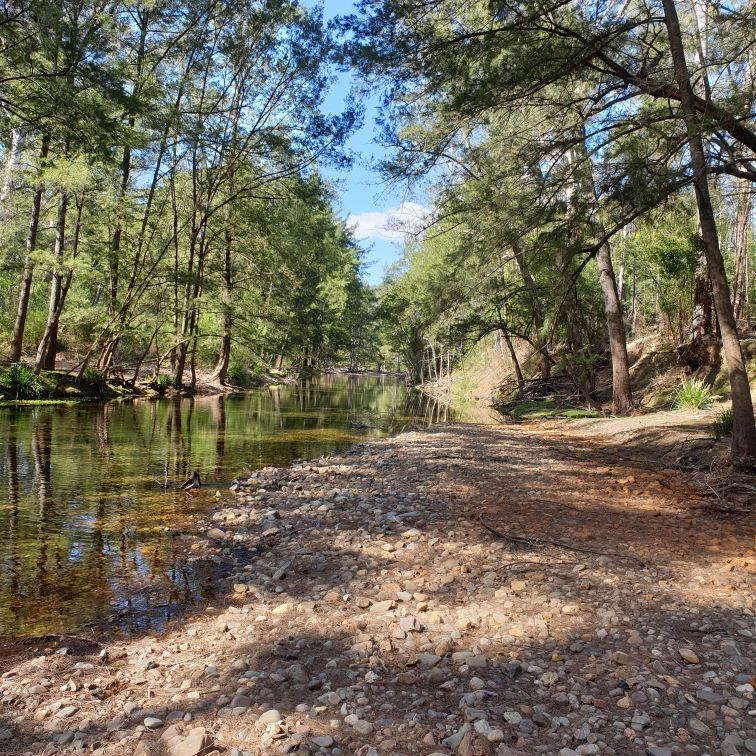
[0,376,456,641]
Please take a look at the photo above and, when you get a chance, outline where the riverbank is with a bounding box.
[0,420,753,756]
[0,363,407,406]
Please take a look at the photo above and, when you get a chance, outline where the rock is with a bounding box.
[457,730,493,755]
[646,748,673,756]
[678,648,699,664]
[144,717,164,729]
[318,692,341,706]
[631,711,650,731]
[505,662,522,678]
[415,652,441,668]
[353,720,373,735]
[286,663,308,684]
[354,747,378,756]
[370,599,396,614]
[207,527,226,540]
[687,718,709,736]
[721,734,744,756]
[399,616,421,632]
[171,728,210,756]
[258,709,283,725]
[540,671,558,686]
[442,724,471,750]
[695,687,724,704]
[312,735,334,747]
[57,705,79,718]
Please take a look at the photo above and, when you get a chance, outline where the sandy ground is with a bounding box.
[0,417,753,756]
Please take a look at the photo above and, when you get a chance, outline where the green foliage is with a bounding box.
[674,377,715,410]
[2,363,41,399]
[715,408,733,436]
[555,345,604,398]
[81,366,105,387]
[153,374,173,395]
[226,363,251,388]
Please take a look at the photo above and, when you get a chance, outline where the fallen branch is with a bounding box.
[479,516,646,568]
[12,633,100,647]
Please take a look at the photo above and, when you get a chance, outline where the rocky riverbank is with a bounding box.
[0,423,753,756]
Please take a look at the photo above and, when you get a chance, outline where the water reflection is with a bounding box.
[0,376,455,639]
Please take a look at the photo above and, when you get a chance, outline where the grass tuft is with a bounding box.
[674,377,715,410]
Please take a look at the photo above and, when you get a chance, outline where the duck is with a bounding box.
[178,470,201,491]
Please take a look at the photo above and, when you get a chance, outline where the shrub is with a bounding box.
[674,377,714,410]
[226,363,250,387]
[3,363,40,399]
[82,366,105,386]
[714,407,733,437]
[154,374,173,395]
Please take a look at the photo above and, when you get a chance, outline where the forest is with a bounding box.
[0,0,754,464]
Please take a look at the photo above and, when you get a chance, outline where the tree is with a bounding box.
[661,0,755,459]
[345,0,756,457]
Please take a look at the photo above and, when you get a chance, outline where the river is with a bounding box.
[0,375,459,641]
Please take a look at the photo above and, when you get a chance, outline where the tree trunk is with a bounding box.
[569,136,634,414]
[35,189,69,372]
[502,330,525,391]
[8,135,50,362]
[512,242,550,379]
[34,192,84,372]
[0,127,23,215]
[597,241,633,414]
[732,177,752,324]
[631,255,639,335]
[663,0,756,461]
[211,215,233,384]
[690,246,714,340]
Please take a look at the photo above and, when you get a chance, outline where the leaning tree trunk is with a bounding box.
[502,331,525,392]
[663,0,756,461]
[8,135,50,362]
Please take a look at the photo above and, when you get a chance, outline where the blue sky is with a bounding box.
[317,0,428,285]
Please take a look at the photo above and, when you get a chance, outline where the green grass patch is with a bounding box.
[496,399,601,421]
[0,398,82,407]
[714,407,733,437]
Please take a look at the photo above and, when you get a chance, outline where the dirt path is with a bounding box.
[0,422,753,756]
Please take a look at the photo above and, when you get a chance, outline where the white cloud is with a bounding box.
[347,201,430,242]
